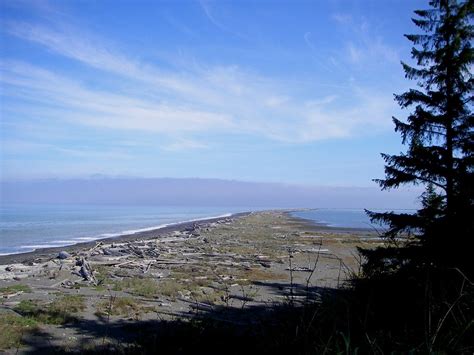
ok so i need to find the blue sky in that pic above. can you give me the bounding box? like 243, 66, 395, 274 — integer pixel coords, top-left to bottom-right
1, 0, 428, 186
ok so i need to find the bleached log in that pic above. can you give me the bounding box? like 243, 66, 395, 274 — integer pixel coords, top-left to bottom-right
143, 261, 154, 274
1, 291, 24, 299
76, 257, 97, 285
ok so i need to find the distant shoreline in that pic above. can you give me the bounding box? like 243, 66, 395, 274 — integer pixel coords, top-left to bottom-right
0, 209, 382, 352
0, 212, 235, 256
0, 212, 250, 264
0, 209, 377, 265
285, 210, 377, 234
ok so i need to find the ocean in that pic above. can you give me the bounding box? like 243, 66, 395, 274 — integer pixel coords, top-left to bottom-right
290, 208, 414, 229
0, 206, 414, 255
0, 204, 259, 255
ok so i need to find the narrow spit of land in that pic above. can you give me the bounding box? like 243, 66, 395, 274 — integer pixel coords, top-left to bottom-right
0, 210, 381, 352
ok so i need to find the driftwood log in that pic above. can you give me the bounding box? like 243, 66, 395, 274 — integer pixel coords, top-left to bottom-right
76, 257, 97, 285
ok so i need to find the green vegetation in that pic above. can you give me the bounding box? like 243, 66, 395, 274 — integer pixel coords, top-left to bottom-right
365, 0, 473, 276
0, 284, 32, 296
2, 3, 472, 352
105, 2, 470, 353
112, 277, 160, 298
14, 295, 85, 325
162, 280, 185, 299
0, 294, 84, 349
353, 0, 474, 352
95, 296, 151, 320
0, 313, 37, 350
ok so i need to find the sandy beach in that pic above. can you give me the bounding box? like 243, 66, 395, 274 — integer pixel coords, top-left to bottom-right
0, 210, 381, 353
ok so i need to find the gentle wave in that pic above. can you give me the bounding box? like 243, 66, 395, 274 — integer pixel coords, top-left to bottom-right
0, 213, 233, 255
20, 244, 70, 249
48, 240, 81, 244
99, 213, 232, 238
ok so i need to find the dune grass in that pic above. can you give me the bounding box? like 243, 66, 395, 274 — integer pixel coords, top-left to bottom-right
14, 295, 85, 325
112, 277, 160, 298
95, 296, 152, 320
0, 313, 37, 350
0, 284, 32, 296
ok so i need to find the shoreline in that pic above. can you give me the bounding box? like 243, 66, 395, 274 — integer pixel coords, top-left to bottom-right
0, 209, 377, 265
0, 210, 382, 351
0, 212, 236, 257
0, 212, 250, 265
284, 210, 377, 234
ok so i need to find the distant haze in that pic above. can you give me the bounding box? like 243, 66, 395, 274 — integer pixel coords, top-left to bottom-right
1, 178, 420, 209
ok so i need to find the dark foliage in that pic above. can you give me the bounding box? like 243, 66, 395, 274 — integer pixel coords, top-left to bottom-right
364, 0, 474, 276
355, 1, 474, 352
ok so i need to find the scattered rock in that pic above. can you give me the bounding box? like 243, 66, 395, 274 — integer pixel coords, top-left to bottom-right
58, 251, 71, 259
61, 280, 75, 289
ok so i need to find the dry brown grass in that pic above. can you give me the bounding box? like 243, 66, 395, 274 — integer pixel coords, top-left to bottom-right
156, 279, 188, 300
112, 277, 160, 298
95, 296, 152, 319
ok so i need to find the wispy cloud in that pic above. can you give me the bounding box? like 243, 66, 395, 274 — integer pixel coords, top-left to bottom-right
2, 21, 396, 148
198, 0, 248, 40
2, 139, 132, 160
332, 13, 400, 65
164, 13, 198, 38
303, 32, 334, 73
6, 21, 227, 106
1, 61, 232, 133
332, 13, 352, 25
7, 22, 137, 73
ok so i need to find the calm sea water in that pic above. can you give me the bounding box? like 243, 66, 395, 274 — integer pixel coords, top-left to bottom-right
0, 204, 261, 255
0, 206, 414, 255
290, 209, 414, 229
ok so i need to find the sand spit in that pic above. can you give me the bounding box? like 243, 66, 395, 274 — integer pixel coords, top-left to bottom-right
0, 211, 380, 352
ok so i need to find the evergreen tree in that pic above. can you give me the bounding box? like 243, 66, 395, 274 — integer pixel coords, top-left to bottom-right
364, 0, 473, 275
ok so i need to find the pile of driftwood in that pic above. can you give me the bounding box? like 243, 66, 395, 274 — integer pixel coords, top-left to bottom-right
1, 214, 339, 300
0, 219, 238, 288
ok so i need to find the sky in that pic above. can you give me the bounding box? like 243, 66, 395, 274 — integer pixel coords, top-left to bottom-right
0, 0, 428, 186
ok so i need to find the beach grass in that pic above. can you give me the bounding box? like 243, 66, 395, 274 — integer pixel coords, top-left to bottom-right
0, 313, 38, 350
14, 295, 85, 325
95, 296, 152, 319
0, 284, 32, 296
0, 211, 389, 352
155, 279, 188, 300
112, 277, 160, 298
